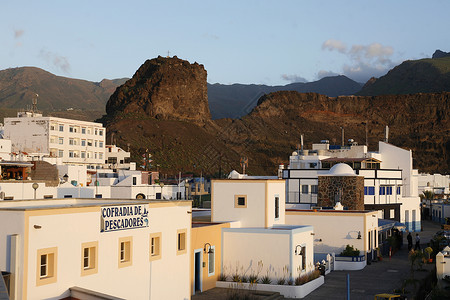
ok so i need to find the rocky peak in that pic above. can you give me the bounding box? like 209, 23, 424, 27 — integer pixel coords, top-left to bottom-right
105, 56, 210, 123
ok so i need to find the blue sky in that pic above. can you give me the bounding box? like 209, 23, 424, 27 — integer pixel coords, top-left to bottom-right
1, 0, 449, 85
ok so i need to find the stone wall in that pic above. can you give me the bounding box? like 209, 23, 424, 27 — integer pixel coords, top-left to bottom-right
317, 176, 364, 210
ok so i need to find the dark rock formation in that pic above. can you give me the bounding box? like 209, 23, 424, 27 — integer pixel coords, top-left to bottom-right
432, 50, 450, 59
105, 56, 210, 123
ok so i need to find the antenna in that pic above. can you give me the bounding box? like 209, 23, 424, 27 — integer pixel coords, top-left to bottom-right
240, 157, 248, 175
365, 120, 368, 147
32, 93, 38, 115
385, 125, 389, 143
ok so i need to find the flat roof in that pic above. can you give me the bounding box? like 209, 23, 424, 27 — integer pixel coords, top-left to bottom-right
286, 209, 373, 214
0, 198, 191, 211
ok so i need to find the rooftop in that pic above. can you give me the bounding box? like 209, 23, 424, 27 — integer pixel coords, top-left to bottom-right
0, 198, 191, 211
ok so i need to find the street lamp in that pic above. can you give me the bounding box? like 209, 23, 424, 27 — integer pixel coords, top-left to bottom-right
32, 182, 39, 199
159, 182, 164, 199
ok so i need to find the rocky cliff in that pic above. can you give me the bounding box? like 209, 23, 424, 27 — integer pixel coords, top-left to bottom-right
105, 56, 210, 123
103, 57, 449, 176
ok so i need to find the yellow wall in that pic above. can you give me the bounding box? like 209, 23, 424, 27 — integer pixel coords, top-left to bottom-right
190, 222, 230, 294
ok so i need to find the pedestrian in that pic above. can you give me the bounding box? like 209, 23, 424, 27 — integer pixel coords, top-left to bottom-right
414, 233, 421, 250
407, 232, 413, 251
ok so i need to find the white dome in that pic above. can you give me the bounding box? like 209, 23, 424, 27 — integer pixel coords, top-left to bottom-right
328, 163, 355, 176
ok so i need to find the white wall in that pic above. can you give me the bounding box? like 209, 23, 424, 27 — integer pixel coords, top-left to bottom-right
212, 181, 267, 227
285, 211, 377, 255
222, 227, 314, 282
18, 201, 191, 300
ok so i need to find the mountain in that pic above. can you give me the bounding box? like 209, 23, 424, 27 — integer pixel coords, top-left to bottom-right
105, 56, 210, 124
103, 57, 449, 176
208, 75, 363, 119
0, 67, 127, 120
358, 56, 450, 96
432, 50, 450, 59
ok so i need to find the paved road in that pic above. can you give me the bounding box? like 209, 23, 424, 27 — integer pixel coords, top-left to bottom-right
302, 220, 441, 300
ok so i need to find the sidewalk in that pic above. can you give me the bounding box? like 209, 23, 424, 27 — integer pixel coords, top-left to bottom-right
302, 220, 440, 300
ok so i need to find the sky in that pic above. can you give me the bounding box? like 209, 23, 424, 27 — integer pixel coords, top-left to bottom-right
1, 0, 450, 85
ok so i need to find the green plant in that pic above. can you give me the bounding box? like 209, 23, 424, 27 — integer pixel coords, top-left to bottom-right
261, 275, 271, 284
241, 275, 248, 283
295, 270, 320, 286
340, 244, 360, 257
218, 273, 228, 281
276, 265, 289, 285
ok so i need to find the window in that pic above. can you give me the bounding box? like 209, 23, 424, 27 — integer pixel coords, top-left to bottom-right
177, 229, 187, 255
397, 186, 401, 195
387, 186, 393, 195
81, 139, 86, 146
208, 246, 215, 276
36, 247, 57, 286
301, 185, 309, 194
69, 151, 74, 158
69, 126, 74, 133
58, 137, 64, 145
95, 140, 98, 147
50, 124, 57, 131
82, 127, 86, 134
69, 138, 75, 145
150, 232, 162, 261
234, 195, 247, 208
132, 177, 137, 185
95, 129, 98, 135
99, 153, 103, 160
301, 246, 306, 271
390, 209, 395, 219
94, 152, 97, 159
50, 136, 57, 144
118, 237, 132, 268
311, 185, 318, 194
380, 186, 386, 195
364, 186, 375, 195
81, 241, 98, 276
81, 152, 86, 158
87, 140, 93, 146
99, 129, 103, 136
58, 150, 64, 158
99, 141, 104, 148
275, 196, 279, 219
59, 124, 64, 132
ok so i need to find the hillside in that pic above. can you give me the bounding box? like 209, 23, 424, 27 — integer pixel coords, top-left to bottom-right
358, 57, 450, 96
0, 67, 127, 120
208, 75, 363, 119
103, 57, 449, 176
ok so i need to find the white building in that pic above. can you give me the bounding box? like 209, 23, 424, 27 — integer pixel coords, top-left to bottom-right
283, 141, 421, 232
105, 145, 134, 170
0, 198, 191, 300
211, 178, 318, 286
4, 112, 106, 168
418, 173, 450, 196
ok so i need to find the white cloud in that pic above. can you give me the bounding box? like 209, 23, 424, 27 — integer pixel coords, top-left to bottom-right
321, 39, 396, 82
281, 74, 308, 83
317, 70, 339, 79
322, 39, 347, 53
39, 49, 71, 73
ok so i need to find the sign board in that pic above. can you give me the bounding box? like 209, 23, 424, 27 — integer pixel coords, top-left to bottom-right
101, 204, 149, 232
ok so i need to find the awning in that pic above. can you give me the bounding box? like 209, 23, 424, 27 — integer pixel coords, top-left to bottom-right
378, 219, 395, 233
393, 222, 406, 230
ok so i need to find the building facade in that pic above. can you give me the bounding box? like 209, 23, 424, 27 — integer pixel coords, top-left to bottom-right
4, 113, 106, 168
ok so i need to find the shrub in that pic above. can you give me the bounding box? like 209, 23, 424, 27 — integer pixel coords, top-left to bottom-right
340, 244, 360, 257
260, 275, 271, 284
295, 270, 320, 286
248, 274, 258, 284
218, 273, 228, 281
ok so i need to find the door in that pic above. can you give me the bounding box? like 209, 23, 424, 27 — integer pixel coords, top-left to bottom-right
194, 251, 202, 293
